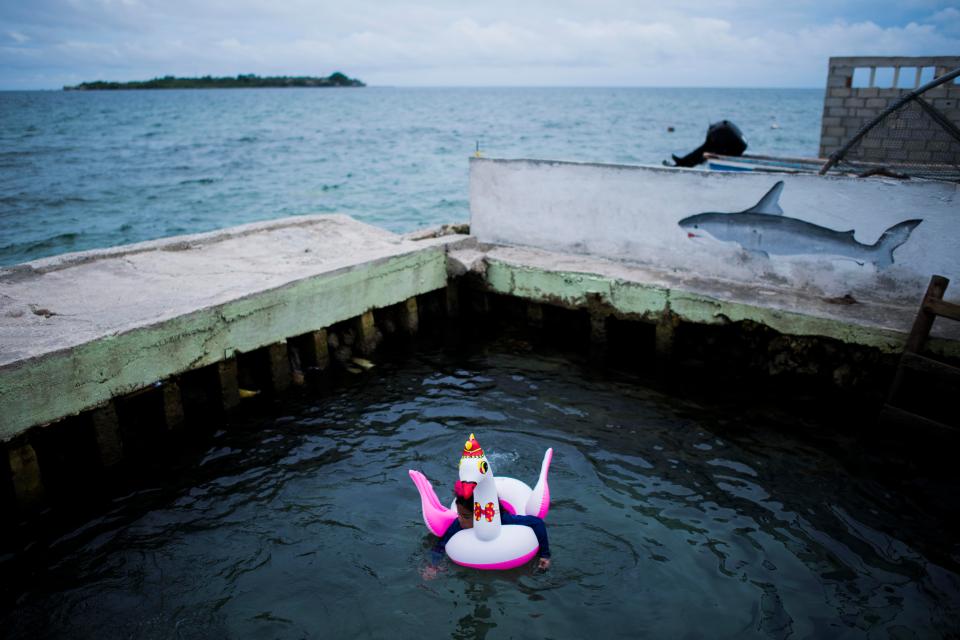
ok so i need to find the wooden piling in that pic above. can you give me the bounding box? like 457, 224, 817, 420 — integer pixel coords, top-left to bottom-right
267, 342, 292, 392
311, 329, 331, 370
8, 438, 44, 507
590, 312, 608, 344
355, 311, 379, 355
162, 382, 185, 430
527, 302, 544, 329
217, 358, 241, 410
398, 297, 420, 335
91, 402, 123, 468
446, 281, 460, 318
655, 313, 677, 360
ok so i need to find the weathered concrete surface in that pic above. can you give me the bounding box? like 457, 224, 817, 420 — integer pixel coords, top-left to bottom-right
470, 157, 960, 305
466, 245, 960, 357
0, 215, 467, 442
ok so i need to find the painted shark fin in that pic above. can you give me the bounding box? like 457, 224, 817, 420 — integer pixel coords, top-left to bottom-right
744, 181, 785, 216
872, 219, 922, 269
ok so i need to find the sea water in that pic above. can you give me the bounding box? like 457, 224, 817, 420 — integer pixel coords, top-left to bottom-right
0, 87, 821, 266
2, 341, 958, 638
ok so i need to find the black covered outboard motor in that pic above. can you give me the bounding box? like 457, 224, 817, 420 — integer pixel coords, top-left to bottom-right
670, 120, 747, 167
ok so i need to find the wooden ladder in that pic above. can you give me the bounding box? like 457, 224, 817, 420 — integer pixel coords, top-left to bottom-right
881, 275, 960, 432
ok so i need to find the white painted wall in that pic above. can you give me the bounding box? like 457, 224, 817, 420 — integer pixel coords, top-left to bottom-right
470, 158, 959, 302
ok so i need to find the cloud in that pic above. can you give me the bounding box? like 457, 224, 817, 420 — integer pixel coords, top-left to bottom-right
927, 7, 960, 35
0, 1, 958, 88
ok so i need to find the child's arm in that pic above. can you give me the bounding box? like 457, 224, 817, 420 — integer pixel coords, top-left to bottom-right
430, 519, 462, 564
501, 513, 550, 558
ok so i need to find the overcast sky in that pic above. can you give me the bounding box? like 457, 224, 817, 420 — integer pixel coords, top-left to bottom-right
2, 0, 958, 89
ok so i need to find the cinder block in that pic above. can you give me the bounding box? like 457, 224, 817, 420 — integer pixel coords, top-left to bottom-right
828, 107, 848, 117
822, 116, 841, 127
824, 97, 844, 108
91, 402, 122, 467
843, 118, 865, 132
820, 136, 840, 147
844, 98, 865, 108
8, 439, 44, 507
859, 88, 880, 98
829, 88, 852, 98
826, 126, 847, 137
908, 150, 932, 161
865, 98, 889, 108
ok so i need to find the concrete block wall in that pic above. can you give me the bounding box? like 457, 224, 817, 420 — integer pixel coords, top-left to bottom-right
819, 56, 960, 163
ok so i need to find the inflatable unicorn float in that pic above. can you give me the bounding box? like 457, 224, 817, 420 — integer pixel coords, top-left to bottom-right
409, 433, 553, 569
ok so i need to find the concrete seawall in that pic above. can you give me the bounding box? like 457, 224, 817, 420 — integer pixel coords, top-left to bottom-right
2, 210, 958, 514
0, 215, 469, 508
1, 215, 465, 441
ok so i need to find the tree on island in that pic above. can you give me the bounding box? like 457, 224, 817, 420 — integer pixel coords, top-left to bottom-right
64, 72, 365, 90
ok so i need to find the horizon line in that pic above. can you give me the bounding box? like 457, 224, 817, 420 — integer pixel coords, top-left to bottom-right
0, 84, 825, 92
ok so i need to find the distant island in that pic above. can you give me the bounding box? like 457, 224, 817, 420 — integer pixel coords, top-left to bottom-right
63, 72, 365, 91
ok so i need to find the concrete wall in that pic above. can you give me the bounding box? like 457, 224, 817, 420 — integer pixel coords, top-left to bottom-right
0, 215, 460, 443
819, 56, 960, 163
470, 158, 959, 304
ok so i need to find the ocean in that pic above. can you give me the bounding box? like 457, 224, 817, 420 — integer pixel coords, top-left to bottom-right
0, 87, 822, 267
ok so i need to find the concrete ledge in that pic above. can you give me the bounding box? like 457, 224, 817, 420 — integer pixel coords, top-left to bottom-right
478, 245, 960, 357
0, 215, 467, 442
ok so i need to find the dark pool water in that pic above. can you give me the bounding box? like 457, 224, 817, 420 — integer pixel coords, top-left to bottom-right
3, 342, 959, 639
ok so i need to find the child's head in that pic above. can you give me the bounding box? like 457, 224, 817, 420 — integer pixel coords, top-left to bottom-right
454, 481, 476, 528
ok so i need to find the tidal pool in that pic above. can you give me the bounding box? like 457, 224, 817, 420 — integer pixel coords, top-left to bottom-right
3, 341, 958, 638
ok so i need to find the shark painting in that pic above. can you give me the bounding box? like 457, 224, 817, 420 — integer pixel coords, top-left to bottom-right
677, 181, 922, 269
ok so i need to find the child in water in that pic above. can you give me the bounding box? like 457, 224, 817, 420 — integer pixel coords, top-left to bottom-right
432, 480, 551, 570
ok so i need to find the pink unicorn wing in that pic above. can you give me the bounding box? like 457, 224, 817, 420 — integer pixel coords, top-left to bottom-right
409, 470, 457, 536
525, 448, 553, 519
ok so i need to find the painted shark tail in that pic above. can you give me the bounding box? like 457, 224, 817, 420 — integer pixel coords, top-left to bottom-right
872, 219, 922, 268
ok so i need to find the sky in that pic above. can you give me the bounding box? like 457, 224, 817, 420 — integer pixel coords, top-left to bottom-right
1, 0, 959, 89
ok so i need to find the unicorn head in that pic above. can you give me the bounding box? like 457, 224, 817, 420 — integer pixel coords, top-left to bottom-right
457, 433, 501, 540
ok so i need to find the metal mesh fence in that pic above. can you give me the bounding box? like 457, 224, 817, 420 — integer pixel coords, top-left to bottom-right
821, 66, 960, 182
832, 98, 960, 181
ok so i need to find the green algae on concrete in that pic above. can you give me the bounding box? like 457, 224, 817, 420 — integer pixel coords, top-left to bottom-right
0, 216, 459, 442
481, 251, 959, 358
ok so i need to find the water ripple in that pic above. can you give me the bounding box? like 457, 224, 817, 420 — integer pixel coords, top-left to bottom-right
3, 344, 959, 637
